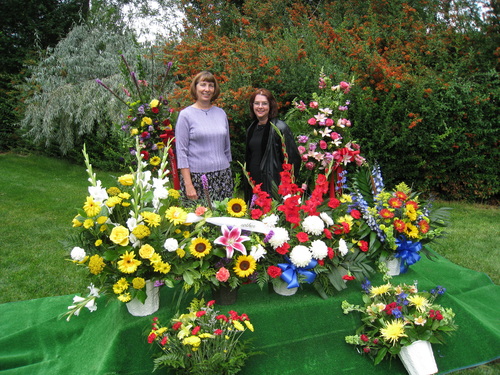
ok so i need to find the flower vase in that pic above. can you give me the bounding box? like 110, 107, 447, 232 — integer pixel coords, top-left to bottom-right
126, 280, 160, 316
212, 285, 239, 305
385, 257, 401, 276
273, 280, 298, 296
398, 340, 438, 375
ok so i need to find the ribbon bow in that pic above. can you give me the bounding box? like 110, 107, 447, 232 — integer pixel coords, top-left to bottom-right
395, 236, 422, 273
277, 257, 317, 289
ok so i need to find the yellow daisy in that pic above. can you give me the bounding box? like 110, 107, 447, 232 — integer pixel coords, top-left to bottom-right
118, 293, 132, 302
154, 262, 172, 274
407, 295, 430, 313
113, 278, 129, 294
189, 237, 212, 258
141, 211, 162, 227
165, 206, 188, 225
233, 255, 256, 278
227, 198, 247, 217
117, 251, 142, 273
83, 196, 101, 217
370, 283, 392, 297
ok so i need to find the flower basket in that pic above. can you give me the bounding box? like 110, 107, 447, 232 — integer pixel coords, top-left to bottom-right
273, 279, 298, 296
212, 285, 239, 305
385, 257, 401, 276
126, 280, 160, 316
398, 340, 438, 375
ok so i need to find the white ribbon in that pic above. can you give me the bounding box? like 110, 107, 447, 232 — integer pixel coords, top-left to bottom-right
185, 213, 270, 234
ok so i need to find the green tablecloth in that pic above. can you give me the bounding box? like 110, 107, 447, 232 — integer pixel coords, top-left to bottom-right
1, 254, 499, 374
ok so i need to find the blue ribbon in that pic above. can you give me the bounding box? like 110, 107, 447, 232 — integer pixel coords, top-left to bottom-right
395, 236, 422, 273
277, 256, 317, 288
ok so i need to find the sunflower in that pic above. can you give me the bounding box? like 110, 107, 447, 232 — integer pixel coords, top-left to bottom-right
227, 198, 247, 217
233, 255, 257, 278
189, 237, 212, 258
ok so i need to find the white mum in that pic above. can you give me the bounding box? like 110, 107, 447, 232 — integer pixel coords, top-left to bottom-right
163, 238, 179, 252
262, 214, 279, 227
320, 212, 334, 226
338, 238, 349, 256
310, 240, 328, 260
302, 215, 325, 236
250, 244, 267, 261
268, 227, 289, 249
70, 246, 86, 262
290, 245, 312, 267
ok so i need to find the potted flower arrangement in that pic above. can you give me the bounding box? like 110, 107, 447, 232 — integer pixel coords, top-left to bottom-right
342, 281, 457, 374
350, 164, 450, 275
285, 69, 366, 196
147, 298, 257, 374
63, 141, 194, 320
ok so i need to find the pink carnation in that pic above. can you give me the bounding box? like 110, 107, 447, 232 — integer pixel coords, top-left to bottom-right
216, 267, 230, 282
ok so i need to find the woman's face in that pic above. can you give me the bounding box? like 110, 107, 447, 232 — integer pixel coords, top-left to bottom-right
253, 94, 270, 123
196, 80, 215, 102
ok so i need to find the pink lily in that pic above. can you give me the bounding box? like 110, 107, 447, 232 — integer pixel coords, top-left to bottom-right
214, 225, 250, 258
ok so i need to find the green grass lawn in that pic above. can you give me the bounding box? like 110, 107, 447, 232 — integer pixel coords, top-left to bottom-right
0, 152, 498, 374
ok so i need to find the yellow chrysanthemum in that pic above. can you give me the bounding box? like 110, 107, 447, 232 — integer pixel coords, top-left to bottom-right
132, 277, 146, 289
83, 219, 94, 229
168, 189, 181, 199
407, 295, 430, 313
139, 244, 155, 259
83, 196, 101, 217
117, 251, 142, 273
118, 293, 131, 302
141, 211, 162, 227
150, 99, 160, 108
130, 128, 138, 136
119, 192, 131, 200
113, 278, 129, 294
106, 186, 121, 196
96, 216, 108, 225
233, 255, 257, 278
150, 253, 162, 264
380, 320, 407, 345
106, 196, 122, 207
95, 239, 102, 246
118, 174, 134, 186
227, 198, 247, 217
165, 206, 188, 225
370, 283, 392, 297
154, 262, 171, 274
176, 248, 186, 258
110, 226, 130, 246
132, 224, 151, 240
182, 336, 201, 347
149, 156, 161, 166
88, 254, 105, 275
189, 237, 212, 258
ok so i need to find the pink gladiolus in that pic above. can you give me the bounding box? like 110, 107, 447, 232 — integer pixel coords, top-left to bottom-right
214, 225, 250, 258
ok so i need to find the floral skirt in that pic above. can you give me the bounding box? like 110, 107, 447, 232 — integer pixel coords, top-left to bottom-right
181, 168, 233, 205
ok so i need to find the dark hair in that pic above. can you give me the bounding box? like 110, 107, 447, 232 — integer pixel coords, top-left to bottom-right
249, 88, 278, 120
189, 71, 220, 102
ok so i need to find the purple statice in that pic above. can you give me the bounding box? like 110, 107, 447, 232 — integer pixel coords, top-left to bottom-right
309, 142, 317, 151
263, 230, 274, 244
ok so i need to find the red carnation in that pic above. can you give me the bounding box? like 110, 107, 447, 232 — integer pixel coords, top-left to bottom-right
172, 321, 182, 330
267, 265, 282, 278
342, 274, 355, 281
359, 240, 369, 252
360, 334, 370, 342
276, 242, 290, 255
191, 326, 201, 335
196, 311, 206, 317
350, 209, 361, 219
296, 232, 309, 243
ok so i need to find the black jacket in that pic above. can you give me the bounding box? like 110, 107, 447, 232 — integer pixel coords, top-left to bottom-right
245, 118, 301, 202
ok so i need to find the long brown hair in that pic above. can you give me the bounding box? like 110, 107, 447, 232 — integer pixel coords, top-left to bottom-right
248, 88, 278, 120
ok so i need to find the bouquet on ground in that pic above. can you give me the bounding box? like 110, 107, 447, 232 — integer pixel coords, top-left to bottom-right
342, 281, 457, 365
148, 298, 258, 374
63, 141, 192, 320
350, 164, 449, 273
285, 69, 365, 193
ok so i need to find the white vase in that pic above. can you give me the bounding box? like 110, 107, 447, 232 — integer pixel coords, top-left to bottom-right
398, 340, 438, 375
273, 280, 298, 296
385, 257, 401, 276
126, 280, 160, 316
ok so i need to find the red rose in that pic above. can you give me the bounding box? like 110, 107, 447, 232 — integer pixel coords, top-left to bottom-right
342, 274, 355, 281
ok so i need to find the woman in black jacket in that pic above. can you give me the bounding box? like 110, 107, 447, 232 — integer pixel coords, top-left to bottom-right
245, 88, 301, 203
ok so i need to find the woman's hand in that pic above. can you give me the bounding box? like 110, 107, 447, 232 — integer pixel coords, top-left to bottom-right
185, 185, 198, 200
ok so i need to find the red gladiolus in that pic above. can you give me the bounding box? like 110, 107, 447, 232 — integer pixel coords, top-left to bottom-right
160, 336, 167, 346
327, 247, 335, 259
207, 300, 216, 307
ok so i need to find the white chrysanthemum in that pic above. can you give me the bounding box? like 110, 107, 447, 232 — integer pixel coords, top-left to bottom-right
338, 238, 349, 256
320, 212, 334, 226
262, 214, 279, 227
290, 245, 312, 267
164, 238, 179, 252
268, 227, 290, 249
302, 215, 325, 236
310, 240, 328, 260
70, 246, 86, 262
250, 244, 267, 261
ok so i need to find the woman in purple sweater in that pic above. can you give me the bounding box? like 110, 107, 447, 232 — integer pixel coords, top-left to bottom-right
175, 71, 233, 203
